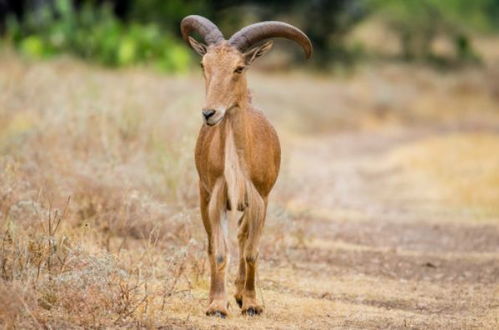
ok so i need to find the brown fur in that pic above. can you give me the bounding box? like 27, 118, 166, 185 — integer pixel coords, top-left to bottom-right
194, 42, 280, 316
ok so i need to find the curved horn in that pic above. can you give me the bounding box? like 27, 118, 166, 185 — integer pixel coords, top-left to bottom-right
229, 21, 312, 59
180, 15, 224, 45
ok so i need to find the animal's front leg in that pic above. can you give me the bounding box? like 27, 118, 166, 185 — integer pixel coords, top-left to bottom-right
206, 246, 229, 318
205, 179, 229, 318
241, 193, 266, 316
206, 217, 229, 318
234, 213, 247, 308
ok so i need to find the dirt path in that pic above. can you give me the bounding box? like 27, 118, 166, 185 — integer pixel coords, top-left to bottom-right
280, 131, 498, 327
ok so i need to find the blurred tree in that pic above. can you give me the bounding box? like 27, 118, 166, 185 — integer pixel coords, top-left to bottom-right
128, 0, 210, 33
366, 0, 499, 64
1, 0, 192, 71
294, 0, 366, 65
0, 1, 27, 33
188, 0, 367, 66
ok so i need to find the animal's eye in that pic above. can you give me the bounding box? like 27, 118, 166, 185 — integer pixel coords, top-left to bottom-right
234, 66, 245, 74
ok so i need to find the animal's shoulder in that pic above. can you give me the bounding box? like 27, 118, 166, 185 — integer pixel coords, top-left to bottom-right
248, 106, 278, 137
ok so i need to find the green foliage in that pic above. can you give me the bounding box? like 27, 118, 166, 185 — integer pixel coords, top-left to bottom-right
19, 35, 50, 58
2, 0, 498, 70
3, 0, 192, 72
429, 0, 499, 33
129, 0, 209, 32
369, 0, 499, 33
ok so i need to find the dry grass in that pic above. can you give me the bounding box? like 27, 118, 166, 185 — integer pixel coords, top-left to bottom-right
1, 51, 498, 328
390, 133, 499, 217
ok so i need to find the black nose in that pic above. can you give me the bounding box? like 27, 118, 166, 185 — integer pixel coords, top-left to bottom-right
202, 109, 216, 120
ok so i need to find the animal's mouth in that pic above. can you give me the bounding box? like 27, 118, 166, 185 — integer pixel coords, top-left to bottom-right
205, 115, 223, 126
204, 104, 237, 127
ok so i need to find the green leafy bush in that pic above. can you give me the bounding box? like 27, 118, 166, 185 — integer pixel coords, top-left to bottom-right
3, 0, 192, 73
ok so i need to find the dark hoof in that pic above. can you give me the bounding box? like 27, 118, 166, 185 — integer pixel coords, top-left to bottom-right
235, 297, 243, 308
243, 306, 263, 316
215, 311, 226, 319
206, 310, 226, 319
242, 304, 263, 316
246, 307, 257, 316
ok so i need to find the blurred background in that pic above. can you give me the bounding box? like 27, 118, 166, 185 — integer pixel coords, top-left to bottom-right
0, 0, 498, 328
1, 0, 499, 70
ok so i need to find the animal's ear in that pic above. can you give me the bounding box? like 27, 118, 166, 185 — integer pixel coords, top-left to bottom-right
243, 41, 273, 65
188, 36, 208, 56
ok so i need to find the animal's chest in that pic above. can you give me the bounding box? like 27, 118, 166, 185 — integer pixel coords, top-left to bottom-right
195, 127, 226, 187
195, 125, 247, 197
206, 143, 225, 177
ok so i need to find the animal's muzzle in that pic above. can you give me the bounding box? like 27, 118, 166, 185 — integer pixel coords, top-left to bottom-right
202, 109, 216, 121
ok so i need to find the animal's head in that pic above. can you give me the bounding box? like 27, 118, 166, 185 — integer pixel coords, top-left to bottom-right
181, 15, 312, 126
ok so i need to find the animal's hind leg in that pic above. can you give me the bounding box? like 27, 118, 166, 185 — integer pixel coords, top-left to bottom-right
204, 179, 230, 318
234, 212, 247, 308
241, 192, 267, 316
